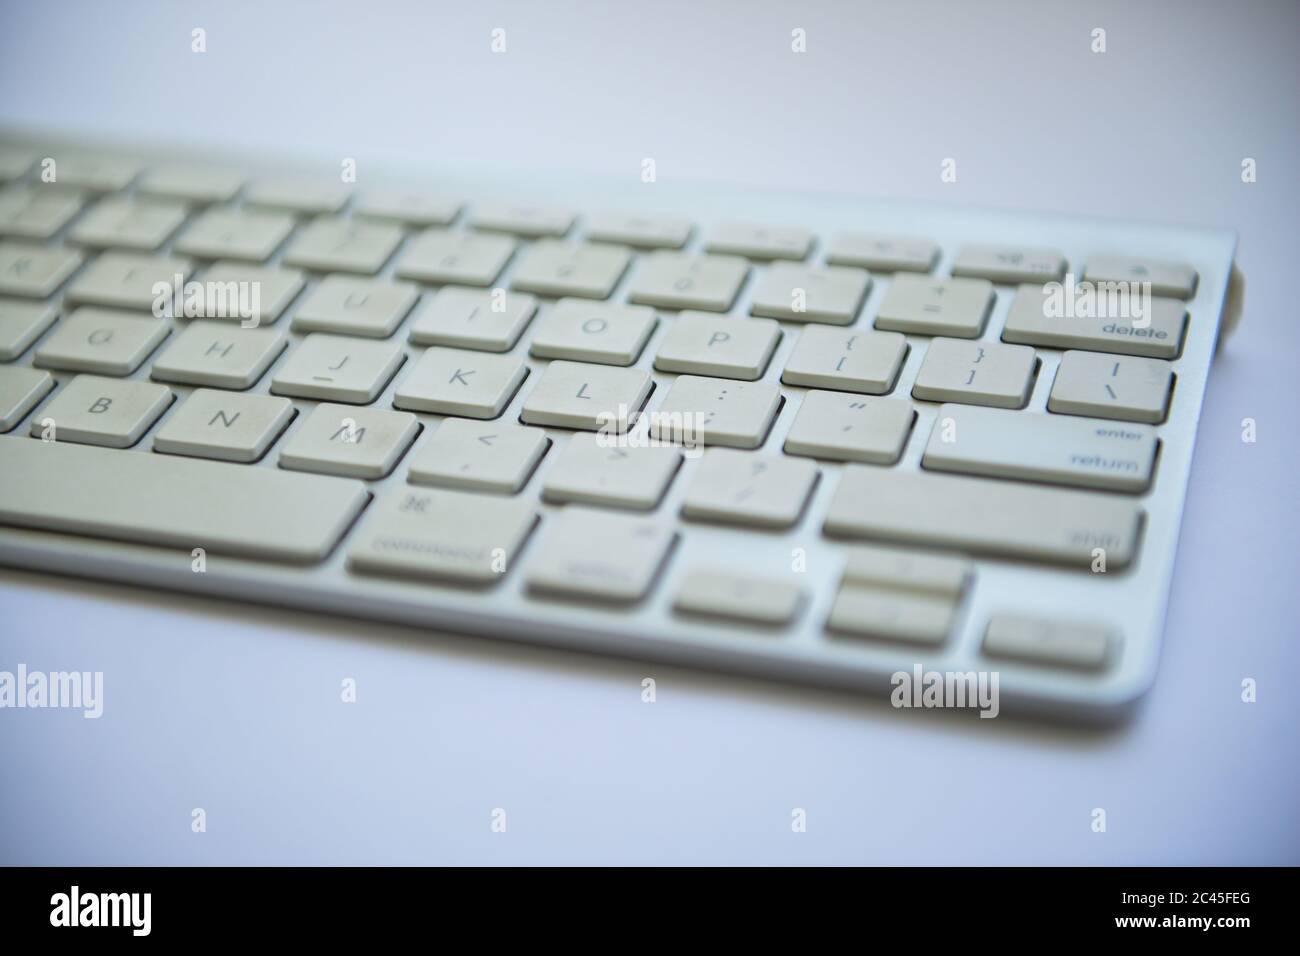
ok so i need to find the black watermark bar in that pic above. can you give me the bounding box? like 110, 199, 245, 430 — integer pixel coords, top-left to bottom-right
0, 866, 1287, 940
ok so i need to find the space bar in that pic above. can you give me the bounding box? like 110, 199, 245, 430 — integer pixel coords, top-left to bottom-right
0, 438, 370, 563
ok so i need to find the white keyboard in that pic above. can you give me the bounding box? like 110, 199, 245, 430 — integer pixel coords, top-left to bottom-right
0, 134, 1242, 722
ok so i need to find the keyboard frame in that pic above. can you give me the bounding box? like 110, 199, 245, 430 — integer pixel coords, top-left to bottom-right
0, 130, 1239, 723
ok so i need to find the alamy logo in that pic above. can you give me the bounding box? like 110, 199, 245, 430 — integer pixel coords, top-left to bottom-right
152, 273, 263, 327
1041, 274, 1152, 328
891, 665, 1000, 718
50, 886, 151, 936
0, 664, 102, 718
595, 404, 706, 458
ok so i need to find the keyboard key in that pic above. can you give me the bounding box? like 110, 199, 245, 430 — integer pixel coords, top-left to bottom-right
407, 286, 536, 352
525, 506, 676, 603
152, 390, 295, 463
922, 403, 1158, 493
780, 326, 907, 395
270, 334, 405, 403
874, 275, 994, 338
393, 347, 527, 418
279, 403, 419, 479
783, 390, 915, 464
1048, 350, 1173, 424
0, 299, 57, 359
983, 614, 1115, 670
292, 276, 419, 338
627, 252, 748, 312
42, 152, 139, 192
0, 366, 54, 431
681, 448, 818, 529
353, 190, 460, 228
348, 487, 538, 583
826, 232, 938, 273
653, 312, 781, 380
137, 164, 244, 204
824, 467, 1143, 568
911, 338, 1036, 409
149, 320, 287, 389
1084, 255, 1197, 299
528, 299, 657, 366
31, 374, 172, 447
952, 244, 1066, 284
705, 221, 813, 260
0, 242, 83, 298
749, 263, 870, 324
840, 544, 972, 599
509, 240, 631, 299
407, 418, 549, 494
396, 229, 516, 286
0, 185, 86, 239
674, 570, 803, 625
1001, 283, 1188, 359
542, 432, 681, 510
0, 148, 36, 182
519, 360, 652, 431
470, 201, 573, 237
244, 178, 350, 215
68, 197, 189, 251
283, 218, 403, 275
65, 251, 191, 312
33, 308, 169, 375
585, 211, 692, 249
0, 437, 369, 562
827, 586, 954, 645
649, 376, 781, 450
175, 207, 295, 262
187, 261, 304, 326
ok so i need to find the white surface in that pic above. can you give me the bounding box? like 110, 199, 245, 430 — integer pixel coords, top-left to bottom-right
1, 0, 1297, 864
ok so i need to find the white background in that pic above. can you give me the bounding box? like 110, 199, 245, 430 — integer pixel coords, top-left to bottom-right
1, 0, 1296, 863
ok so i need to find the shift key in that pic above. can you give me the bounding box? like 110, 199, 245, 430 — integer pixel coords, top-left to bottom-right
824, 467, 1143, 569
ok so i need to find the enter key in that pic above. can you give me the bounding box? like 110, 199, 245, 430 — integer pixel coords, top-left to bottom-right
922, 403, 1158, 493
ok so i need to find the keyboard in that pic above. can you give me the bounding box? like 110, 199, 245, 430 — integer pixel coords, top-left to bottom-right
0, 133, 1243, 722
